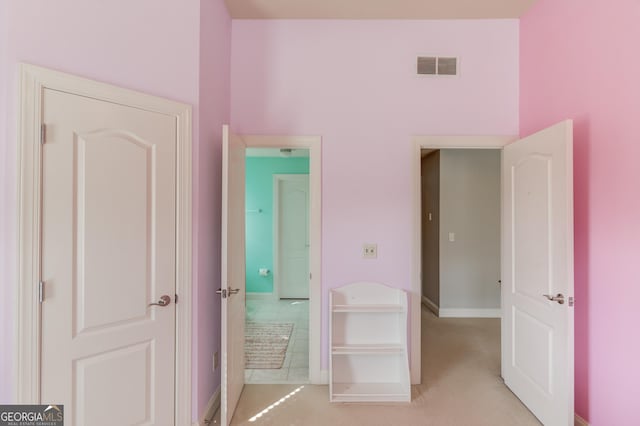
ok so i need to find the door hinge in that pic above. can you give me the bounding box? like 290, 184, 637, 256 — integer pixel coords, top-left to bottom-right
175, 294, 178, 304
310, 273, 312, 280
216, 288, 227, 299
38, 281, 44, 303
40, 124, 46, 145
568, 296, 574, 307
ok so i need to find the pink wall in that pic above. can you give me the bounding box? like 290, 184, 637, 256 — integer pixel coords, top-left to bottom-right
231, 19, 519, 367
0, 1, 231, 421
521, 1, 640, 424
195, 0, 231, 418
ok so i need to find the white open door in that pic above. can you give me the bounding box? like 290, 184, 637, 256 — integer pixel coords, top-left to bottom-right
220, 125, 246, 425
502, 120, 574, 425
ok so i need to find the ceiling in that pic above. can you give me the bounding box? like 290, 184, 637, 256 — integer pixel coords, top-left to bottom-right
225, 0, 537, 20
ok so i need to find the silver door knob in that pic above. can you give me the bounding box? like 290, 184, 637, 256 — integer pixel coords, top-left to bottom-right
148, 295, 171, 307
216, 288, 239, 299
543, 293, 565, 304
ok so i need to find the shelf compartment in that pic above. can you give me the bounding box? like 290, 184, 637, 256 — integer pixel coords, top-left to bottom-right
331, 352, 406, 385
331, 304, 404, 313
332, 312, 403, 346
331, 383, 410, 402
331, 344, 404, 355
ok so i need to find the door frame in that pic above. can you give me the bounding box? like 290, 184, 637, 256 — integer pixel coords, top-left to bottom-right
16, 64, 193, 425
241, 135, 323, 384
273, 173, 310, 300
411, 135, 515, 384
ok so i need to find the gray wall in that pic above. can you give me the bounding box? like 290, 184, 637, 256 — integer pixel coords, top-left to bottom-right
421, 151, 440, 307
439, 150, 501, 309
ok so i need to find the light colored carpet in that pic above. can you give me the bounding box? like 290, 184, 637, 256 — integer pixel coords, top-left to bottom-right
245, 322, 294, 369
219, 307, 542, 425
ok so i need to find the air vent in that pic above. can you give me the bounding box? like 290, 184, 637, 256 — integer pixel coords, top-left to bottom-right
417, 57, 437, 75
417, 56, 458, 76
437, 57, 457, 75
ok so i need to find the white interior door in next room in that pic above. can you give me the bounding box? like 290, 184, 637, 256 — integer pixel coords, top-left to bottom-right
275, 174, 310, 299
40, 89, 177, 425
502, 120, 574, 426
220, 125, 247, 426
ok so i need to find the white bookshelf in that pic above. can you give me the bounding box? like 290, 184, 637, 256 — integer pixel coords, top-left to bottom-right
329, 282, 410, 402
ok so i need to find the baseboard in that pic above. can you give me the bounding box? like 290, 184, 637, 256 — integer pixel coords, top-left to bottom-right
421, 296, 439, 316
438, 308, 501, 318
246, 292, 275, 300
575, 414, 589, 426
319, 369, 329, 384
193, 387, 220, 426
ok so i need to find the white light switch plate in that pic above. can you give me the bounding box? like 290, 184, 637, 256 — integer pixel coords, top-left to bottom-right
449, 232, 455, 242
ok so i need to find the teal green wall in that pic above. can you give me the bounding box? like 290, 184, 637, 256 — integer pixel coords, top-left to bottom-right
245, 157, 310, 293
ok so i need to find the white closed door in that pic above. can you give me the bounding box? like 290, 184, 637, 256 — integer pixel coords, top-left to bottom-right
502, 120, 574, 425
220, 125, 246, 426
276, 175, 310, 299
40, 89, 177, 425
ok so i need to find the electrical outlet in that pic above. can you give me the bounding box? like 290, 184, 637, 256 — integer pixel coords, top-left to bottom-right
363, 243, 377, 259
213, 351, 219, 372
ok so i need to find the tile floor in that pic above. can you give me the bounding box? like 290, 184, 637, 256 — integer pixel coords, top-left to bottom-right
245, 297, 309, 384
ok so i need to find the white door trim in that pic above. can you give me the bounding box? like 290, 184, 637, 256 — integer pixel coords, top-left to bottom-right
411, 135, 516, 384
16, 64, 193, 425
273, 173, 310, 300
240, 135, 322, 384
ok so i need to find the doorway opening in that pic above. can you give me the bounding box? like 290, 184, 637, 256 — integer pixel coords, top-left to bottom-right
410, 136, 514, 386
244, 148, 310, 384
420, 148, 501, 318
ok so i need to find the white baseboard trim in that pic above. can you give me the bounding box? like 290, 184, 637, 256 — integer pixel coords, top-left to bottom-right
193, 387, 220, 426
319, 369, 329, 384
246, 292, 275, 300
575, 414, 589, 426
421, 296, 439, 316
438, 308, 501, 318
